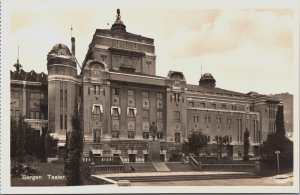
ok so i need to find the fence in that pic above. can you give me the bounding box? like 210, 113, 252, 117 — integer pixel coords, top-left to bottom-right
189, 155, 260, 173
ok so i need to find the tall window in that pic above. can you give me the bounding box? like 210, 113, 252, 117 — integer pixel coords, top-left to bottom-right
157, 111, 163, 120
189, 102, 195, 107
211, 103, 216, 109
200, 103, 205, 108
112, 88, 120, 95
237, 119, 242, 142
222, 104, 226, 109
205, 116, 211, 123
174, 111, 180, 121
232, 105, 236, 110
193, 115, 199, 123
175, 133, 181, 143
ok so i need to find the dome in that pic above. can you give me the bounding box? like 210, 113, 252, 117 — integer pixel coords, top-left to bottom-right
48, 43, 72, 57
199, 73, 216, 88
111, 9, 126, 33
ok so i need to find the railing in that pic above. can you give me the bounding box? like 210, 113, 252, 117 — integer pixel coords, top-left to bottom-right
90, 156, 125, 174
200, 163, 255, 172
94, 156, 123, 165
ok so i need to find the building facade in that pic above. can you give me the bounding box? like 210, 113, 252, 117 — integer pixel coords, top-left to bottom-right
10, 10, 282, 162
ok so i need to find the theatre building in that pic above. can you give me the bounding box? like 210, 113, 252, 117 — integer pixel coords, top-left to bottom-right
10, 10, 281, 162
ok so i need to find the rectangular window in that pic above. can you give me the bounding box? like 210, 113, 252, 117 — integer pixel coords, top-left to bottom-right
157, 92, 163, 99
15, 110, 19, 117
157, 132, 163, 139
142, 110, 149, 119
30, 111, 35, 119
188, 102, 194, 107
94, 105, 101, 115
205, 116, 211, 123
35, 93, 40, 100
64, 90, 67, 108
64, 115, 67, 129
128, 108, 135, 118
200, 103, 205, 108
112, 131, 119, 138
41, 112, 45, 119
112, 88, 120, 95
14, 91, 20, 98
60, 89, 63, 107
143, 132, 149, 139
30, 92, 35, 99
60, 82, 63, 89
174, 93, 180, 102
232, 105, 236, 110
128, 131, 135, 139
112, 108, 120, 116
88, 87, 90, 95
212, 103, 216, 109
157, 111, 163, 120
134, 43, 137, 50
36, 111, 40, 119
94, 85, 96, 94
227, 118, 232, 124
60, 115, 63, 129
175, 133, 181, 143
40, 93, 44, 100
128, 89, 134, 96
222, 104, 226, 109
174, 111, 180, 121
216, 117, 222, 123
142, 91, 149, 98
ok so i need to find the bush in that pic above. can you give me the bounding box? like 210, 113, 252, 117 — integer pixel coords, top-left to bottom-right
11, 163, 39, 178
81, 162, 91, 179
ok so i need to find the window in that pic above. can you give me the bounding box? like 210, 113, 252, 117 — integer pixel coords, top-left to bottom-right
188, 102, 194, 107
269, 105, 276, 118
128, 121, 135, 131
60, 89, 63, 107
128, 131, 135, 139
14, 91, 20, 98
35, 93, 40, 100
112, 107, 120, 116
30, 92, 35, 99
222, 104, 226, 109
60, 115, 63, 129
205, 116, 211, 123
157, 132, 163, 139
157, 111, 163, 120
11, 109, 13, 116
128, 89, 134, 96
112, 88, 120, 95
232, 105, 236, 110
88, 87, 90, 95
15, 110, 19, 117
143, 132, 149, 139
93, 128, 101, 143
142, 91, 149, 98
212, 103, 216, 109
64, 114, 67, 129
36, 112, 40, 119
142, 110, 149, 119
174, 93, 180, 102
174, 111, 180, 121
157, 92, 162, 99
134, 43, 137, 50
30, 111, 35, 119
125, 42, 128, 49
157, 100, 163, 108
128, 108, 136, 118
175, 133, 181, 143
40, 93, 44, 100
94, 85, 97, 94
93, 105, 102, 115
193, 115, 199, 123
41, 112, 45, 119
64, 90, 67, 108
227, 118, 232, 124
216, 116, 222, 123
143, 98, 149, 108
200, 103, 205, 108
112, 131, 119, 138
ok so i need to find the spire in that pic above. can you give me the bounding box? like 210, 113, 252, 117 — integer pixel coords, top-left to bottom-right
14, 46, 22, 72
111, 8, 126, 33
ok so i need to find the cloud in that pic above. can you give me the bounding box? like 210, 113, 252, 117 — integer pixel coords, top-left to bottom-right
165, 10, 293, 58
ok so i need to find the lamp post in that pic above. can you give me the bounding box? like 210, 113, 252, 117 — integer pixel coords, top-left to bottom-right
275, 150, 280, 174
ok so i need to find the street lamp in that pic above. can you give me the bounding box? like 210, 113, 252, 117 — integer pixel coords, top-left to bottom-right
275, 150, 280, 174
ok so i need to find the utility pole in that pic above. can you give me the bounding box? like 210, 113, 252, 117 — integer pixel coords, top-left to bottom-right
275, 150, 280, 174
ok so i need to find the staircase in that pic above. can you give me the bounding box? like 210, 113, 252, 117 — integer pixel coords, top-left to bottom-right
165, 162, 195, 172
152, 162, 170, 172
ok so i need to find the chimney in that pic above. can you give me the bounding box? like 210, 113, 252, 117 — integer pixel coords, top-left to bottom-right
71, 37, 75, 56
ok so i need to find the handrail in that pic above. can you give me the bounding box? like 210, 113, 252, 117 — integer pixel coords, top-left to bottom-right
189, 155, 199, 169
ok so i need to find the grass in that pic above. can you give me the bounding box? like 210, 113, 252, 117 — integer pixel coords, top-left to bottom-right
11, 162, 98, 186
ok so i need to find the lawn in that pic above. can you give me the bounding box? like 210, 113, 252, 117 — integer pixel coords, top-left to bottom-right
11, 162, 98, 186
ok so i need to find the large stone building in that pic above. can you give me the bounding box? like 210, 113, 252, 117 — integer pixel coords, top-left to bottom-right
11, 10, 283, 162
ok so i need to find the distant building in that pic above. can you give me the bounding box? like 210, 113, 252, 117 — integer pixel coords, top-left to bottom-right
10, 9, 282, 162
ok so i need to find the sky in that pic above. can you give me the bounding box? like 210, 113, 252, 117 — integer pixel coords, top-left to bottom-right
5, 0, 299, 95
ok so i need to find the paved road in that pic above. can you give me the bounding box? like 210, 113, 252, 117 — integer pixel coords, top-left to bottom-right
131, 173, 293, 186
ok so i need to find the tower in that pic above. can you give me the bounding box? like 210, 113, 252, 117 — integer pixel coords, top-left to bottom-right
47, 42, 78, 145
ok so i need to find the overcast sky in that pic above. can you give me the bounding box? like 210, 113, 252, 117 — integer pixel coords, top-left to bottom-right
6, 0, 298, 95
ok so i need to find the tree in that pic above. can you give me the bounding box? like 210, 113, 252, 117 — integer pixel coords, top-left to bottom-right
183, 131, 208, 155
275, 105, 285, 138
64, 105, 84, 186
214, 135, 229, 158
11, 118, 18, 159
243, 129, 250, 161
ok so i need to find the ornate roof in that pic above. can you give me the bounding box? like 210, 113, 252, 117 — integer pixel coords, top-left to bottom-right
199, 73, 216, 82
48, 43, 72, 57
111, 9, 126, 33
